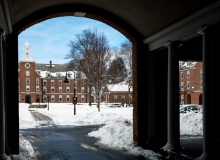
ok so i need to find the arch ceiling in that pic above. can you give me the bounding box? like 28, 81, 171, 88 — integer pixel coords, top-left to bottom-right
5, 0, 219, 39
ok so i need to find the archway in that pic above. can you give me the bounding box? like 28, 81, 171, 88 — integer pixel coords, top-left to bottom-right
25, 95, 31, 104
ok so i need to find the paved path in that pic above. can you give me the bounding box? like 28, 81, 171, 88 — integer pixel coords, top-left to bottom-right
20, 125, 148, 160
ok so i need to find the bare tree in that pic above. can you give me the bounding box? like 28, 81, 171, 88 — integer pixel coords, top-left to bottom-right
65, 29, 112, 111
115, 40, 132, 106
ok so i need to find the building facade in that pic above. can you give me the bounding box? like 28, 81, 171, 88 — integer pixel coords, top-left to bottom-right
18, 41, 88, 104
179, 61, 202, 105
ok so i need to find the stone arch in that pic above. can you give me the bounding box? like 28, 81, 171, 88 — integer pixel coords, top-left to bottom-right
13, 4, 145, 147
25, 95, 31, 104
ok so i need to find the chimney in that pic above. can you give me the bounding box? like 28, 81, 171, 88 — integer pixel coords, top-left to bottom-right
50, 60, 52, 68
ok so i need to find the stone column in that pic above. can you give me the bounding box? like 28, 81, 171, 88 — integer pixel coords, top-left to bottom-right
162, 41, 181, 151
0, 28, 8, 160
197, 24, 220, 160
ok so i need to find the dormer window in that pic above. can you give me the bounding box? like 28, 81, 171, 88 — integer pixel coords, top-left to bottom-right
67, 73, 71, 78
47, 72, 51, 77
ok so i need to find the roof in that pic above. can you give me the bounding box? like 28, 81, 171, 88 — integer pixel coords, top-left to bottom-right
107, 82, 132, 92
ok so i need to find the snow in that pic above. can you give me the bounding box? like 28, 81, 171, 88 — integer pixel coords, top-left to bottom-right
9, 103, 203, 160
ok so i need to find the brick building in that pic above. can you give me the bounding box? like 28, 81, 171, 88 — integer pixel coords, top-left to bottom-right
18, 41, 133, 104
18, 41, 88, 104
179, 61, 202, 105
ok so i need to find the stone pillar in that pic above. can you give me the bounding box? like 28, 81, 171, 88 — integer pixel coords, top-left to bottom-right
0, 28, 8, 160
197, 24, 220, 160
162, 41, 181, 151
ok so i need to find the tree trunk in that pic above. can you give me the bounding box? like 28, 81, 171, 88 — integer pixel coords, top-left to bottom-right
88, 85, 92, 106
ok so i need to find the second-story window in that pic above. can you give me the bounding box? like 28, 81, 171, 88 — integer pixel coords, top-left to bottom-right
43, 80, 47, 84
26, 78, 30, 84
59, 80, 62, 85
51, 87, 55, 92
59, 87, 62, 92
66, 87, 70, 92
181, 82, 184, 90
51, 80, 54, 85
187, 70, 190, 78
81, 87, 84, 92
26, 85, 30, 91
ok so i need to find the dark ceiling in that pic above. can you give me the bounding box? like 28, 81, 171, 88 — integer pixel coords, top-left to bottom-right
7, 0, 219, 39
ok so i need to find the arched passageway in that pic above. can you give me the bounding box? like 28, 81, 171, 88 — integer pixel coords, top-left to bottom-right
1, 1, 220, 159
25, 95, 31, 104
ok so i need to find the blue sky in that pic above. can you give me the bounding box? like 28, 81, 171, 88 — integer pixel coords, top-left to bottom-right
18, 16, 127, 64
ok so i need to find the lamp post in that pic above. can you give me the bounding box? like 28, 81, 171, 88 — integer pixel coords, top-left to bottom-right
64, 70, 77, 115
43, 87, 49, 110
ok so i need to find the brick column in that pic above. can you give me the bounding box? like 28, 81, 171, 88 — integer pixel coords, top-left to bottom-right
162, 41, 181, 151
0, 28, 8, 160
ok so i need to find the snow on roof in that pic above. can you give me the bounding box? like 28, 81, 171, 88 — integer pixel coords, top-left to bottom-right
107, 82, 132, 92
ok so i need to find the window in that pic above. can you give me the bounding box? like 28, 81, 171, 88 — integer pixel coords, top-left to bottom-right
26, 85, 30, 91
26, 78, 30, 84
187, 81, 190, 89
51, 87, 55, 92
200, 70, 202, 77
114, 95, 118, 102
81, 95, 84, 102
51, 95, 55, 102
81, 87, 84, 92
43, 95, 47, 102
36, 86, 39, 91
43, 87, 47, 92
59, 86, 62, 92
181, 95, 184, 104
181, 82, 184, 90
59, 95, 62, 102
59, 80, 62, 85
26, 71, 30, 76
43, 80, 47, 84
51, 80, 54, 85
130, 95, 132, 102
18, 86, 20, 91
66, 95, 70, 102
67, 73, 71, 78
181, 72, 183, 79
187, 70, 190, 78
36, 78, 39, 84
66, 87, 70, 92
81, 80, 84, 85
18, 78, 20, 84
121, 95, 125, 102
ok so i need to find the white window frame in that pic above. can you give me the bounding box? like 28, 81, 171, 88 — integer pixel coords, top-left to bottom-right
26, 78, 30, 84
26, 71, 30, 76
59, 86, 62, 92
181, 72, 183, 79
26, 85, 30, 91
51, 80, 55, 85
59, 95, 62, 102
66, 95, 70, 102
18, 78, 20, 84
81, 87, 84, 92
181, 82, 184, 91
43, 95, 47, 102
187, 81, 190, 89
36, 78, 39, 84
187, 70, 190, 78
51, 86, 55, 92
66, 87, 70, 92
51, 95, 55, 102
43, 80, 47, 84
59, 80, 62, 85
36, 85, 39, 91
81, 95, 84, 102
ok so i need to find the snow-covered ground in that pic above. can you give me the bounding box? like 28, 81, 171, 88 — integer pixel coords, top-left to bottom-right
9, 103, 203, 160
